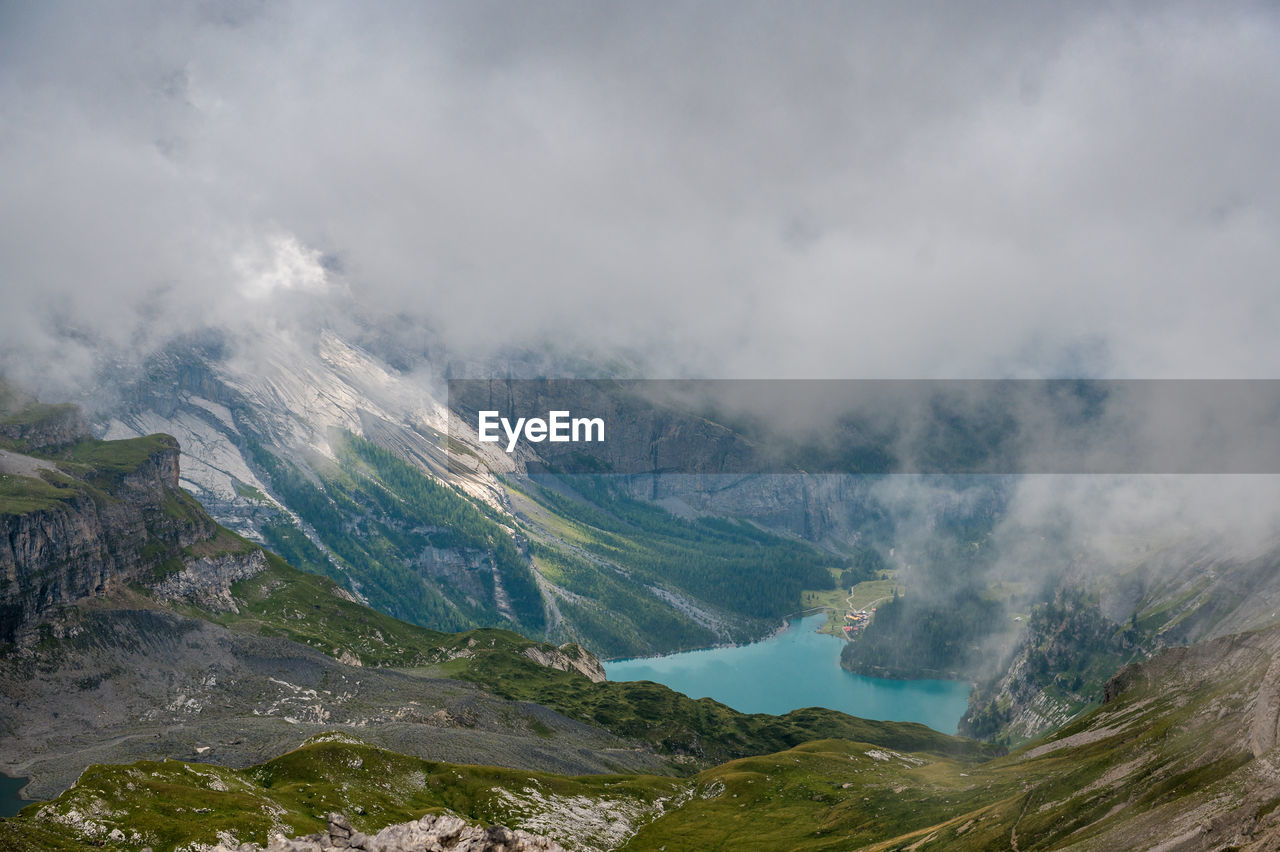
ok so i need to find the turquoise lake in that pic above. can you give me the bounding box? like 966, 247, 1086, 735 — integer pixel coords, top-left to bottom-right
0, 773, 30, 818
604, 613, 972, 734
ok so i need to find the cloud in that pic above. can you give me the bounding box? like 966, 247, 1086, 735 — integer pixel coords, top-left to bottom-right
1, 0, 1278, 395
234, 232, 333, 300
4, 2, 1278, 650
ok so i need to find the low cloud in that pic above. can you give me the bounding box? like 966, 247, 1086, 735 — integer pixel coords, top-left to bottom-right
1, 1, 1277, 395
4, 1, 1280, 607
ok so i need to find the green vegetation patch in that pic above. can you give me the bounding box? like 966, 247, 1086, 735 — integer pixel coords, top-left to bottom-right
63, 434, 178, 476
518, 476, 840, 622
246, 433, 544, 635
628, 739, 1014, 851
0, 471, 83, 516
184, 525, 258, 560
233, 480, 270, 503
6, 735, 684, 852
0, 402, 77, 429
207, 554, 451, 668
450, 636, 996, 768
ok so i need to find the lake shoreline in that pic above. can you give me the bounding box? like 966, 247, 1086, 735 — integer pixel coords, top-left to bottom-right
0, 772, 34, 818
605, 613, 973, 734
601, 612, 803, 665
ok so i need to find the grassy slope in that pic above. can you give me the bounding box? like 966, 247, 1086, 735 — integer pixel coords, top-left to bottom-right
202, 555, 992, 769
627, 739, 1019, 851
62, 434, 178, 475
0, 734, 685, 852
0, 402, 77, 431
195, 552, 453, 668
0, 734, 1001, 852
0, 434, 183, 517
0, 471, 83, 515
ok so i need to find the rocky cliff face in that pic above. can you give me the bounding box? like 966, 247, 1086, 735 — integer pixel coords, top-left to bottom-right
0, 434, 215, 643
959, 588, 1147, 745
152, 548, 269, 612
522, 642, 606, 683
961, 541, 1280, 746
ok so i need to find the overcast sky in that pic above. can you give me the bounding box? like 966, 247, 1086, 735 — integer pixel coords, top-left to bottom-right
1, 0, 1278, 388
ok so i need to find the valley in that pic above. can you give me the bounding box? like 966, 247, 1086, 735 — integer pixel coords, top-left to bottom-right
2, 4, 1275, 847
6, 360, 1280, 850
2, 386, 992, 846
75, 337, 1280, 748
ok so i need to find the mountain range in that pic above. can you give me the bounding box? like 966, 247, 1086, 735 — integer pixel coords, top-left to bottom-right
4, 331, 1280, 849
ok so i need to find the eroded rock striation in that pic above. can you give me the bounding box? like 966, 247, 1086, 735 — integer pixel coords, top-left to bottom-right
522, 642, 606, 683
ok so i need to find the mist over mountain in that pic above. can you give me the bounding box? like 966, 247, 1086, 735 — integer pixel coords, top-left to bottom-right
2, 1, 1279, 395
4, 3, 1280, 849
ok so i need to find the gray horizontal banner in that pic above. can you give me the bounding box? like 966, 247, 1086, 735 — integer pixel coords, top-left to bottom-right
446, 380, 1280, 475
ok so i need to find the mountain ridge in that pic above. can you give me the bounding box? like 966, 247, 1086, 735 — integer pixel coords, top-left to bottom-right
1, 388, 987, 811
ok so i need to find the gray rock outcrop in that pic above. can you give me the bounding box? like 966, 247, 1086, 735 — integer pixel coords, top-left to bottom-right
216, 812, 564, 852
152, 549, 269, 612
522, 642, 606, 683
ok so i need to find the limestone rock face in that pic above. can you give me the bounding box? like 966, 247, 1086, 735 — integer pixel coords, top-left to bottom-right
152, 549, 269, 612
215, 812, 564, 852
0, 436, 215, 642
522, 642, 607, 683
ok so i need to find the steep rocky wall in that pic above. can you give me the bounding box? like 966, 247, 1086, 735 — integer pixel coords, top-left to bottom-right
152, 549, 268, 612
0, 439, 214, 642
